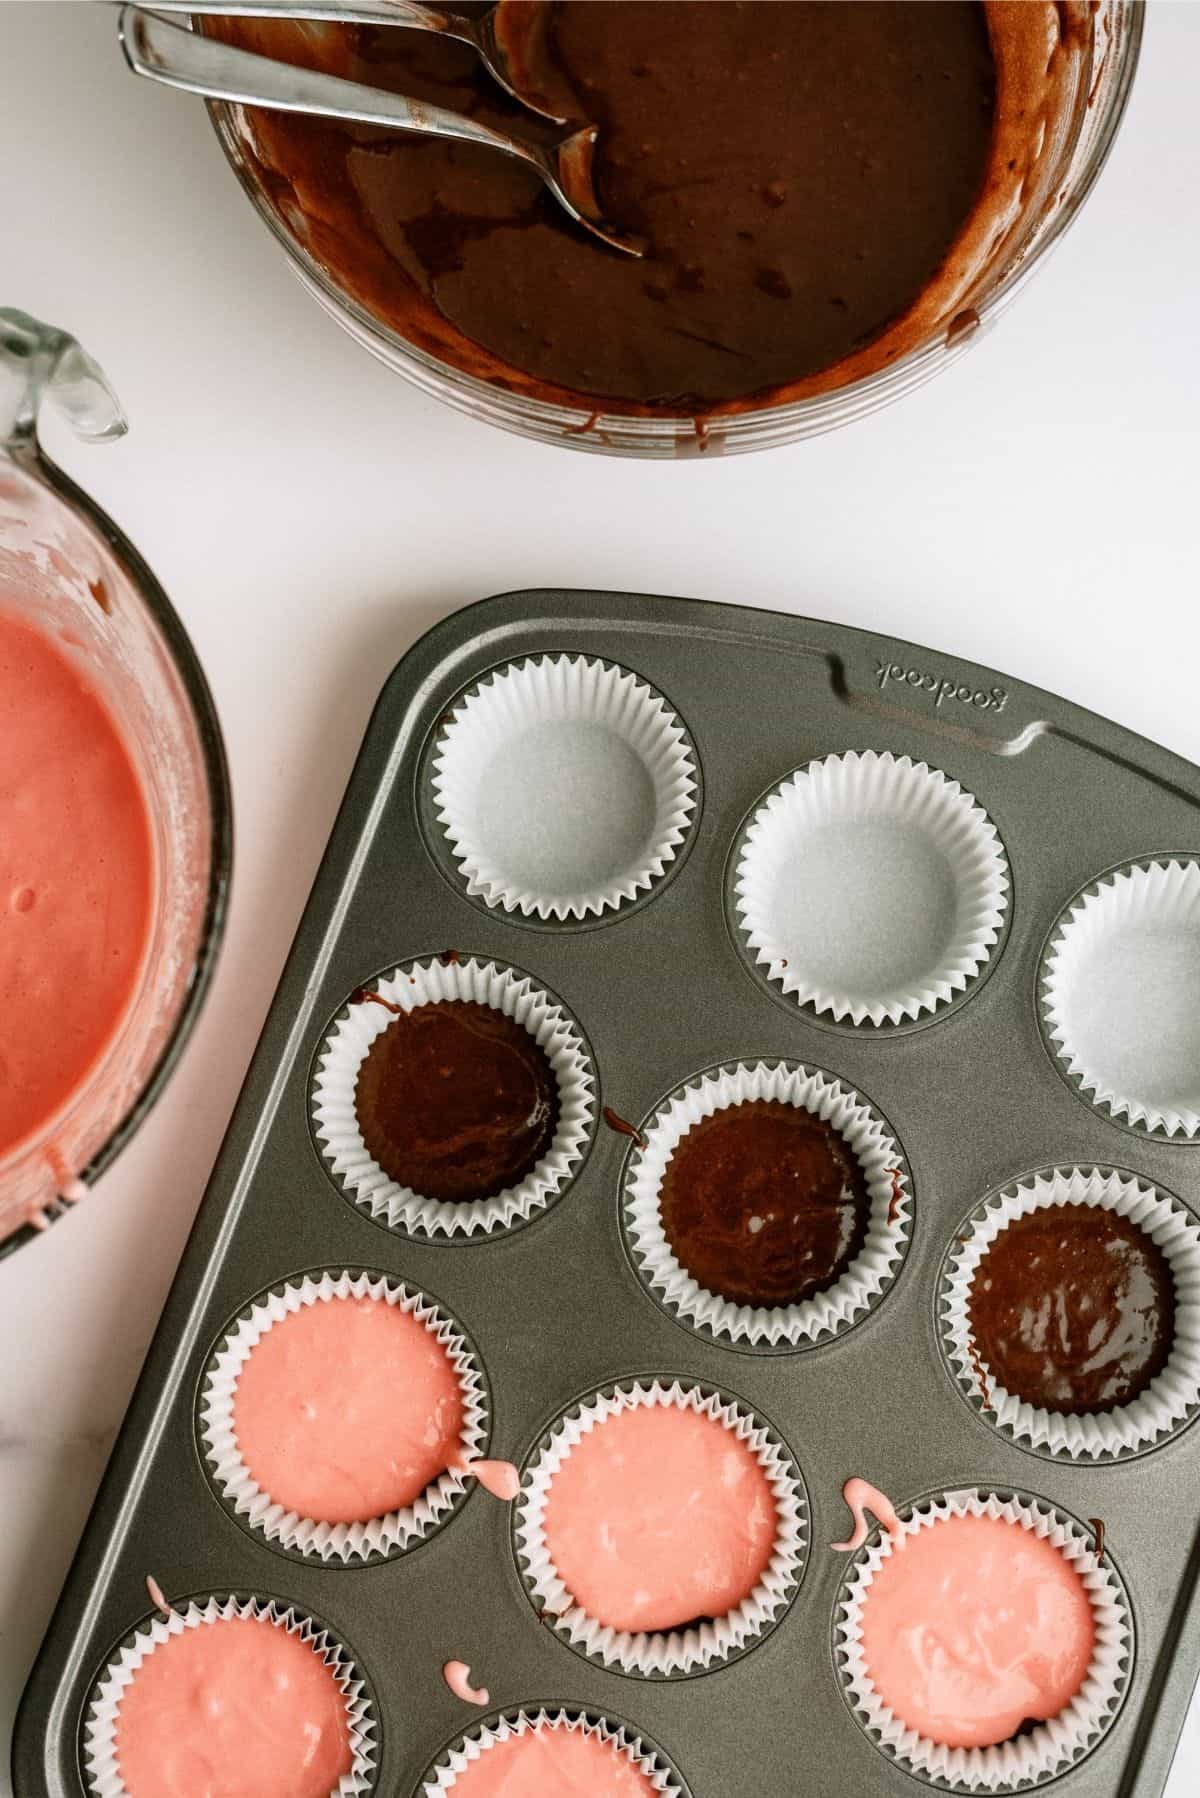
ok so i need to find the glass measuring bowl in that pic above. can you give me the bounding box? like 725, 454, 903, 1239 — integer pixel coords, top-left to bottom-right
0, 309, 231, 1252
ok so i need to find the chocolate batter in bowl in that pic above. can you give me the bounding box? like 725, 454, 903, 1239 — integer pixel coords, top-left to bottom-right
206, 2, 1141, 455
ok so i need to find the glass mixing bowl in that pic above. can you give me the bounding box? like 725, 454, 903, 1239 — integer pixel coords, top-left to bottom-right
0, 310, 231, 1252
205, 1, 1142, 458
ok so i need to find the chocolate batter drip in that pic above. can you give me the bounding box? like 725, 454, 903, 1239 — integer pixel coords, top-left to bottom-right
659, 1099, 870, 1307
212, 3, 996, 412
967, 1204, 1176, 1415
355, 1001, 558, 1201
603, 1105, 646, 1148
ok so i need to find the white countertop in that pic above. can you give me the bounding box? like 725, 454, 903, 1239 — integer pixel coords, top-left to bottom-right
3, 4, 1199, 1793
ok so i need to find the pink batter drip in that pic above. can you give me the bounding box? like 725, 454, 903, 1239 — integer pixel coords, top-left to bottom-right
114, 1616, 353, 1798
449, 1721, 657, 1796
0, 611, 154, 1158
47, 1146, 88, 1204
860, 1512, 1096, 1749
469, 1458, 521, 1501
443, 1660, 489, 1706
233, 1294, 464, 1525
144, 1574, 171, 1619
831, 1477, 906, 1552
543, 1403, 777, 1634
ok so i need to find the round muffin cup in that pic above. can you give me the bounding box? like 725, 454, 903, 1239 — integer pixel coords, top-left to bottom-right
513, 1379, 807, 1678
431, 653, 698, 922
418, 1706, 688, 1796
1040, 857, 1200, 1138
623, 1059, 911, 1350
939, 1167, 1200, 1463
312, 956, 595, 1240
199, 1270, 490, 1563
82, 1595, 377, 1798
734, 750, 1009, 1027
834, 1488, 1132, 1792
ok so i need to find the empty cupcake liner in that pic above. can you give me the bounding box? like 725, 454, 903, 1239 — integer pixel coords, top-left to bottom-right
1040, 857, 1200, 1138
513, 1379, 807, 1678
939, 1167, 1200, 1462
419, 1706, 688, 1795
199, 1270, 490, 1563
734, 750, 1009, 1026
82, 1595, 377, 1798
623, 1059, 911, 1349
430, 653, 698, 921
312, 956, 595, 1240
834, 1488, 1132, 1792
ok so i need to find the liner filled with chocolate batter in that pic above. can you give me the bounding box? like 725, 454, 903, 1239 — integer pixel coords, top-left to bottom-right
206, 1, 1140, 452
940, 1166, 1200, 1463
20, 589, 1200, 1798
311, 952, 596, 1241
622, 1057, 912, 1350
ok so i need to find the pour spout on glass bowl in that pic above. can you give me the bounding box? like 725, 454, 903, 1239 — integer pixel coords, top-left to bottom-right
117, 6, 644, 259
0, 308, 128, 460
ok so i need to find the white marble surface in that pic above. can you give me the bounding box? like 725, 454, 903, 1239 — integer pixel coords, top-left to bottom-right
2, 3, 1200, 1793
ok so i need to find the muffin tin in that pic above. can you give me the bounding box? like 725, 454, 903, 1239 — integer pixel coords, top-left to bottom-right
15, 589, 1200, 1798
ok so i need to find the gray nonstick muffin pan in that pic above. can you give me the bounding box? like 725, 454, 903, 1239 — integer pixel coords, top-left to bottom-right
14, 590, 1200, 1798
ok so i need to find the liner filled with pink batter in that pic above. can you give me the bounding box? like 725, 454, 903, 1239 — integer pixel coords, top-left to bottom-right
513, 1378, 807, 1677
199, 1269, 489, 1563
418, 1706, 688, 1797
82, 1595, 376, 1798
833, 1487, 1132, 1790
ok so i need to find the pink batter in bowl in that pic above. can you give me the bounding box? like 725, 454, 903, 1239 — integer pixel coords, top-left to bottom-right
0, 309, 230, 1249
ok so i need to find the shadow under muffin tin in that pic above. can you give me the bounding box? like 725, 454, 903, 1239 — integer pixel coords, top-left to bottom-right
17, 592, 1200, 1798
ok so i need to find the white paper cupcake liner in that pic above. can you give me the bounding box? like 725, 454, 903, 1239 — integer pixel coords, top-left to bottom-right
312, 956, 595, 1239
513, 1379, 806, 1677
734, 750, 1009, 1026
834, 1488, 1132, 1791
82, 1595, 376, 1798
199, 1270, 490, 1562
431, 654, 698, 921
939, 1167, 1200, 1462
1040, 857, 1200, 1137
419, 1706, 688, 1795
623, 1060, 911, 1349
